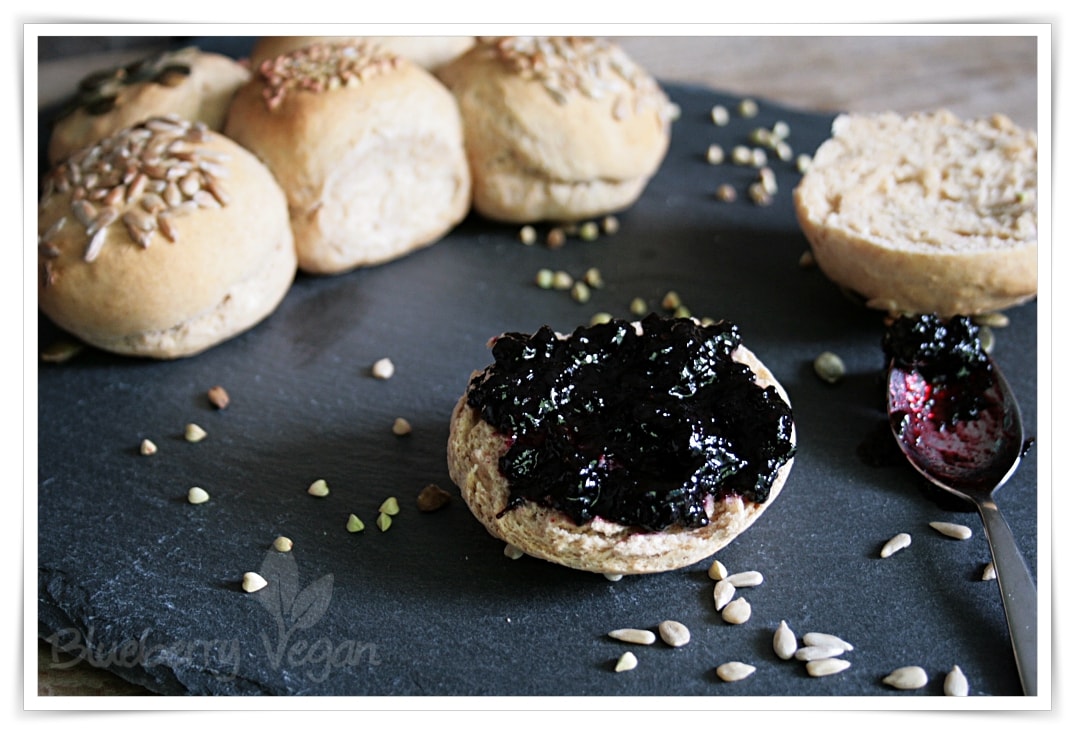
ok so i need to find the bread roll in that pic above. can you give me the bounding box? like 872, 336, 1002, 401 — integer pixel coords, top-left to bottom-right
249, 35, 474, 71
793, 110, 1037, 316
447, 317, 796, 575
224, 41, 471, 274
437, 36, 677, 224
38, 116, 296, 359
47, 46, 250, 166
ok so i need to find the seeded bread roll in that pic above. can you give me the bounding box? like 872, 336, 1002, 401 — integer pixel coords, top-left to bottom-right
249, 35, 475, 71
446, 320, 795, 575
47, 47, 251, 166
436, 36, 677, 224
224, 41, 471, 274
38, 116, 296, 359
793, 110, 1037, 316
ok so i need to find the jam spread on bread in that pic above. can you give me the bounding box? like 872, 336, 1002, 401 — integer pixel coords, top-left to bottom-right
465, 315, 795, 531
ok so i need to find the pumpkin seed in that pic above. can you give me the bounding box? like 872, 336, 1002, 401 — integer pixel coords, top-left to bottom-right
882, 665, 929, 690
716, 661, 756, 682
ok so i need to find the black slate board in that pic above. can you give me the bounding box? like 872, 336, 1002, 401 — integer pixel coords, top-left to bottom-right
36, 41, 1038, 698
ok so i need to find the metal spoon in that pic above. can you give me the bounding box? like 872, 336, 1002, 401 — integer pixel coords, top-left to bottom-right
887, 357, 1037, 696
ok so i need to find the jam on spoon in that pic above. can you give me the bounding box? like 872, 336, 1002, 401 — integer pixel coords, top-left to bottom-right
884, 314, 1037, 696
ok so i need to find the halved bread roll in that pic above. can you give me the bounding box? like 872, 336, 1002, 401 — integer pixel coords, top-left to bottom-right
793, 110, 1037, 316
447, 316, 796, 575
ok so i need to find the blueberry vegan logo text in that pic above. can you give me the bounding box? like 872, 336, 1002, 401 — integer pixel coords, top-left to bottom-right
254, 548, 381, 683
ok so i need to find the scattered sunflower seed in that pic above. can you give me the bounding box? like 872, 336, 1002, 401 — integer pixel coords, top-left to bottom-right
371, 357, 395, 380
307, 479, 330, 497
272, 536, 293, 552
658, 620, 691, 647
880, 532, 912, 558
882, 665, 929, 690
519, 225, 537, 245
773, 620, 797, 660
579, 221, 600, 241
614, 651, 638, 672
813, 351, 846, 384
721, 597, 752, 625
40, 339, 84, 363
551, 270, 574, 290
583, 267, 604, 288
707, 559, 728, 581
979, 325, 996, 354
725, 570, 764, 588
392, 417, 412, 436
981, 561, 997, 581
602, 572, 623, 581
186, 486, 210, 504
535, 268, 555, 289
140, 438, 158, 456
416, 483, 451, 512
504, 543, 524, 560
944, 665, 970, 696
346, 514, 365, 533
716, 661, 756, 682
972, 312, 1010, 328
802, 632, 854, 652
379, 497, 400, 516
737, 98, 758, 118
601, 215, 620, 235
748, 181, 773, 206
930, 521, 973, 540
207, 385, 230, 409
184, 423, 207, 442
242, 572, 267, 593
710, 104, 729, 126
570, 281, 591, 303
713, 579, 736, 611
590, 312, 614, 326
376, 512, 392, 532
794, 644, 847, 662
629, 297, 649, 316
706, 144, 725, 165
608, 628, 656, 645
796, 153, 813, 173
731, 145, 753, 165
806, 658, 851, 677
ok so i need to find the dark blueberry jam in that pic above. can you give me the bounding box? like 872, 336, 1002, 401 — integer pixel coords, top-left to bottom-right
882, 314, 993, 425
464, 315, 796, 532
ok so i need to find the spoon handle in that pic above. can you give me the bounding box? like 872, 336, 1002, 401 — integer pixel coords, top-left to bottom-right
978, 497, 1038, 696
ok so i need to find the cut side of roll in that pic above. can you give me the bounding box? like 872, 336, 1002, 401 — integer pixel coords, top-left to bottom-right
446, 317, 796, 575
793, 110, 1037, 316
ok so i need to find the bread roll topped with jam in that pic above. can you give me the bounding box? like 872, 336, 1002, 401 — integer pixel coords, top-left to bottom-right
437, 36, 677, 224
447, 315, 796, 575
38, 116, 296, 359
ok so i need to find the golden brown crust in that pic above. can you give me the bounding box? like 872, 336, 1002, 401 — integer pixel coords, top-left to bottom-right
38, 118, 296, 359
446, 344, 795, 575
224, 42, 471, 274
249, 36, 475, 71
436, 37, 675, 223
47, 48, 251, 166
793, 110, 1037, 316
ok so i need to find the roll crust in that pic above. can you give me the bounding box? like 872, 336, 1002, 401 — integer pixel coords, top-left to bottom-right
224, 41, 471, 274
48, 47, 250, 166
437, 37, 676, 223
447, 343, 795, 575
793, 110, 1037, 316
38, 117, 296, 359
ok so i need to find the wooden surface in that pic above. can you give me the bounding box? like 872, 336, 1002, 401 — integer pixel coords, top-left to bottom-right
33, 32, 1040, 699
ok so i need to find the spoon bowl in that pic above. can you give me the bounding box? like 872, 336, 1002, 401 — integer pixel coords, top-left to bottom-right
888, 357, 1038, 696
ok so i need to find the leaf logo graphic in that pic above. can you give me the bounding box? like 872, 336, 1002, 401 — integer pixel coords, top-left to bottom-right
256, 549, 334, 668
